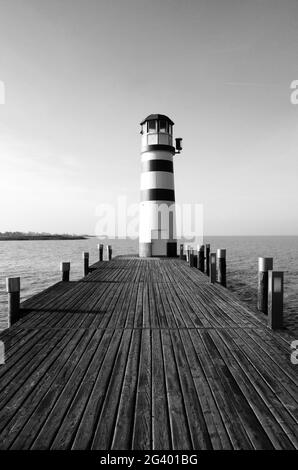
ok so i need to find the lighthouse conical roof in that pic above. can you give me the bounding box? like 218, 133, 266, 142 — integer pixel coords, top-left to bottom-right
140, 114, 174, 125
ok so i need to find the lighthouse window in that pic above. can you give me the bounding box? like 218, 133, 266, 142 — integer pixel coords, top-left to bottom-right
148, 120, 157, 133
148, 133, 158, 145
142, 123, 147, 134
158, 133, 170, 145
168, 124, 172, 134
159, 120, 168, 133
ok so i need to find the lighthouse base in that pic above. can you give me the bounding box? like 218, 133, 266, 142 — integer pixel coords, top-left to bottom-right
139, 241, 177, 258
139, 242, 152, 258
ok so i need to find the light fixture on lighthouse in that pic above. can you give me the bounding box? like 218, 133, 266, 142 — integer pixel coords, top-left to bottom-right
175, 137, 183, 153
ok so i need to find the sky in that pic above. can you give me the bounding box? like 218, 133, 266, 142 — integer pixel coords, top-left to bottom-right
0, 0, 298, 236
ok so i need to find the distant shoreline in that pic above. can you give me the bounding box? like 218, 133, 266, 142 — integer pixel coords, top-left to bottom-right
0, 235, 87, 241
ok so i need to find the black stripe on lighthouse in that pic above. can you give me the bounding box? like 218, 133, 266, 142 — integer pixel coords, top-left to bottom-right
141, 189, 175, 202
141, 159, 173, 173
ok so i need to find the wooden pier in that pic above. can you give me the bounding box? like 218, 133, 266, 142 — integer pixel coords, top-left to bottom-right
0, 256, 297, 450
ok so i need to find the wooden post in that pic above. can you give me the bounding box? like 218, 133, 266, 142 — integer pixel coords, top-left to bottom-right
186, 245, 190, 263
179, 244, 184, 260
189, 249, 195, 267
60, 262, 70, 282
210, 253, 216, 284
107, 245, 112, 261
198, 245, 205, 272
216, 249, 226, 287
206, 244, 210, 276
82, 252, 89, 277
257, 257, 273, 314
268, 271, 284, 329
6, 277, 20, 326
97, 244, 104, 261
193, 254, 198, 268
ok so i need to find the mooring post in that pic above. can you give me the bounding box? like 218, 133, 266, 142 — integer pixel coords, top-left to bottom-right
107, 245, 112, 261
189, 249, 192, 266
189, 248, 195, 267
193, 253, 198, 268
206, 244, 210, 276
60, 262, 70, 282
186, 245, 190, 263
6, 277, 21, 326
97, 244, 104, 261
268, 271, 284, 329
257, 257, 273, 314
216, 249, 226, 287
179, 244, 184, 260
198, 245, 205, 272
82, 252, 89, 276
210, 253, 216, 284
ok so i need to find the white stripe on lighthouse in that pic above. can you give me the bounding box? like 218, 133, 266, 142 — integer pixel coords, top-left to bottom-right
140, 171, 174, 190
141, 151, 173, 162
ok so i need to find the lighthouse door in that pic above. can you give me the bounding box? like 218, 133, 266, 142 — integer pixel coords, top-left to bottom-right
151, 229, 167, 256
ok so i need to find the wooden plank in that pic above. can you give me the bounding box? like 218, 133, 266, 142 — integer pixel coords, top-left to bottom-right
151, 329, 171, 450
214, 328, 298, 449
49, 329, 115, 450
198, 330, 274, 449
90, 329, 133, 450
179, 329, 232, 450
111, 329, 141, 449
71, 329, 124, 449
0, 327, 85, 446
132, 329, 152, 449
161, 329, 192, 450
188, 329, 253, 449
6, 326, 99, 449
169, 328, 212, 449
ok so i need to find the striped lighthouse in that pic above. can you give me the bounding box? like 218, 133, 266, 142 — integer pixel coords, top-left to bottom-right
139, 114, 182, 258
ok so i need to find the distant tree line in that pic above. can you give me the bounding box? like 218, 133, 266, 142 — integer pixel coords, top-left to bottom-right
0, 232, 86, 240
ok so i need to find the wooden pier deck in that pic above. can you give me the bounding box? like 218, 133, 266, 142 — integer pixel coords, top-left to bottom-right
0, 257, 297, 450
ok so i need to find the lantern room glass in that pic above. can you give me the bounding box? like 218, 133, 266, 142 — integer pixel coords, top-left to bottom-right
148, 120, 157, 133
148, 134, 158, 145
159, 120, 167, 133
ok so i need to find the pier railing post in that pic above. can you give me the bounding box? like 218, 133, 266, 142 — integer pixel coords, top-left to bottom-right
198, 245, 205, 272
60, 262, 70, 282
189, 249, 195, 267
206, 244, 210, 276
179, 244, 184, 260
217, 249, 226, 287
210, 253, 216, 284
97, 244, 104, 261
6, 277, 21, 326
186, 245, 190, 263
257, 257, 273, 314
268, 271, 284, 329
107, 245, 112, 261
193, 252, 198, 268
82, 252, 89, 277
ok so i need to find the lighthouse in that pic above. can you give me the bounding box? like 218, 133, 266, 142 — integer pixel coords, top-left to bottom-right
139, 114, 182, 257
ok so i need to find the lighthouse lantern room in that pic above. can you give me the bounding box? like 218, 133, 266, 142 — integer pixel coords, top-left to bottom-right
139, 114, 182, 258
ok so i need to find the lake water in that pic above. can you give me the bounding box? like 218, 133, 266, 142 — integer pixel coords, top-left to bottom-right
1, 236, 297, 333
